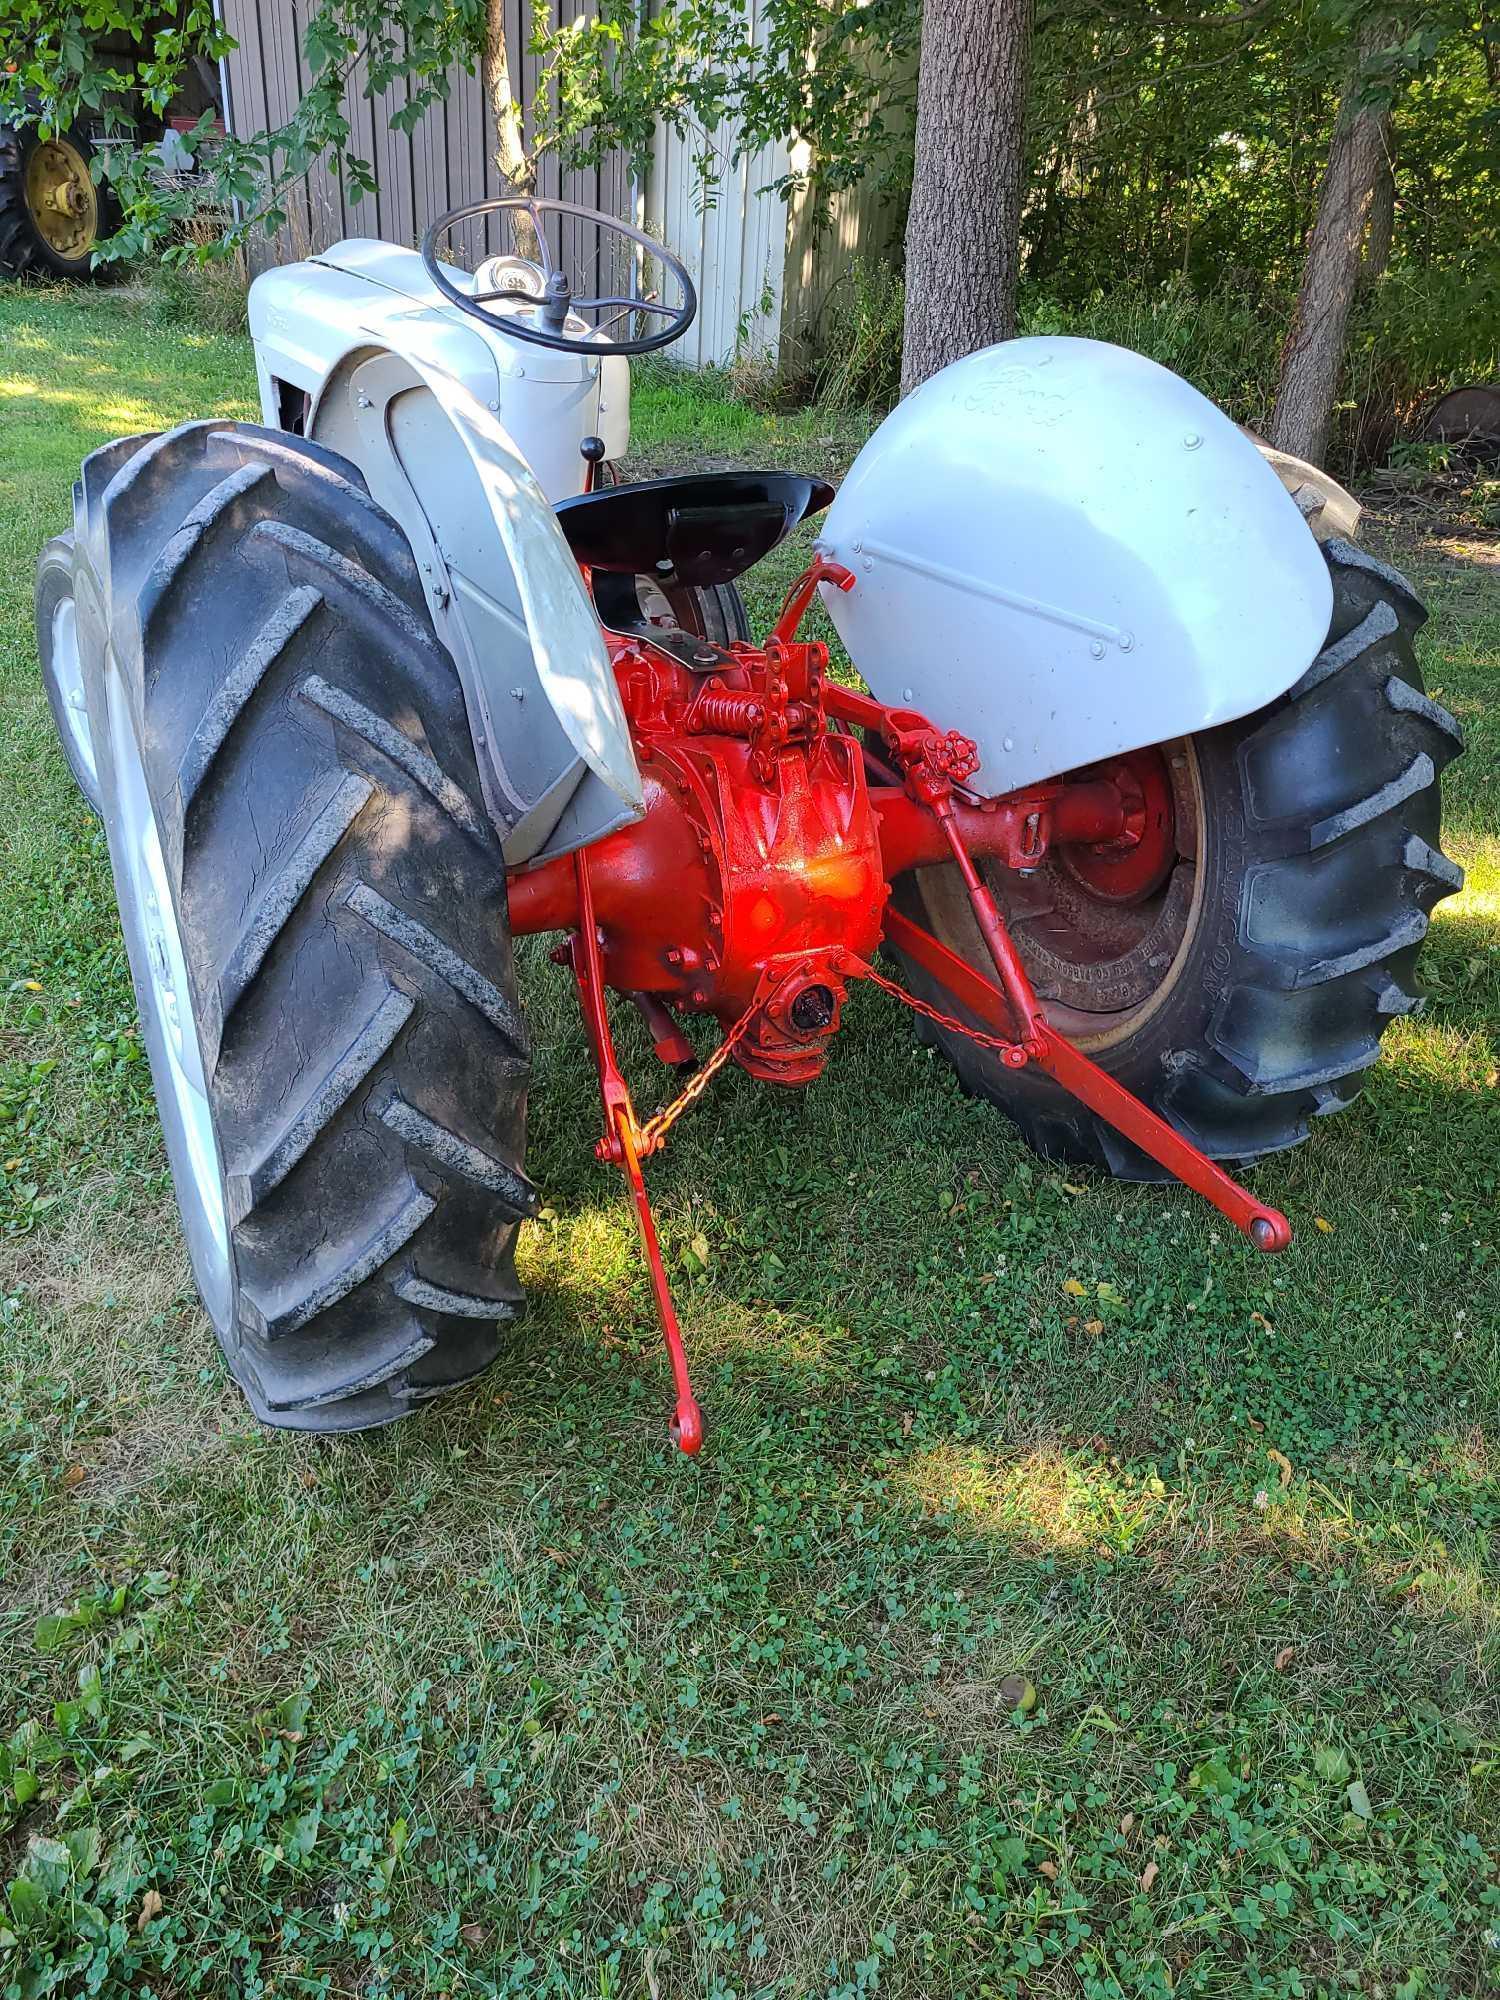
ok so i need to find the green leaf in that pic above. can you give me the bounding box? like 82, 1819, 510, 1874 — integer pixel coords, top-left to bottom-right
10, 1719, 64, 1768
1346, 1778, 1372, 1819
275, 1692, 311, 1737
34, 1585, 126, 1652
283, 1807, 321, 1863
1314, 1745, 1351, 1783
35, 1608, 89, 1652
97, 1834, 142, 1907
7, 1873, 49, 1929
62, 1825, 100, 1876
1190, 1754, 1237, 1796
21, 1835, 72, 1899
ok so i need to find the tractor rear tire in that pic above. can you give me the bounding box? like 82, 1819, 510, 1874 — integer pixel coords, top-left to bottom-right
58, 420, 534, 1429
628, 575, 751, 645
0, 121, 118, 281
685, 581, 752, 645
887, 538, 1464, 1175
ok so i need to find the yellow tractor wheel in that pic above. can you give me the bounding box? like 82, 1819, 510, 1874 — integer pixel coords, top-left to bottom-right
0, 122, 116, 280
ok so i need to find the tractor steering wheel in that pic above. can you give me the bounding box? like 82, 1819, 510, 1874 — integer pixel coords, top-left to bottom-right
420, 195, 697, 357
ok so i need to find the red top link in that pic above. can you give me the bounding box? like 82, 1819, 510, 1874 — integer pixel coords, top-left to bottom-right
772, 554, 856, 647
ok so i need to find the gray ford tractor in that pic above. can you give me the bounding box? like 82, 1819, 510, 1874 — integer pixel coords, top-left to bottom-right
36, 196, 1463, 1447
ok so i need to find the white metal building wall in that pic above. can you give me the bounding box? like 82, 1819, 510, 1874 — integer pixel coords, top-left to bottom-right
641, 0, 793, 366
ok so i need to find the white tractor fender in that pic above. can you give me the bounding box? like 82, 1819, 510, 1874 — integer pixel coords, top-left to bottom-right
279, 334, 643, 864
817, 337, 1334, 796
251, 245, 629, 494
250, 253, 643, 861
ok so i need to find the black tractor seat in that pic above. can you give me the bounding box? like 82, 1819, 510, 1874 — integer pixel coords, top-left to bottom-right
555, 471, 835, 590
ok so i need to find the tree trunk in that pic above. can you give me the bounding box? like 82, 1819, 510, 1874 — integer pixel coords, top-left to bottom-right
484, 0, 531, 190
900, 0, 1035, 396
1362, 119, 1395, 285
1269, 21, 1393, 464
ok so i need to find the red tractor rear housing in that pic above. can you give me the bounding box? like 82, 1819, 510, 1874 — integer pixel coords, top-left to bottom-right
506, 556, 1290, 1453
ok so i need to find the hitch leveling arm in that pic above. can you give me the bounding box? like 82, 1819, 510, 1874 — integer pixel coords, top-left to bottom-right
839, 674, 1292, 1255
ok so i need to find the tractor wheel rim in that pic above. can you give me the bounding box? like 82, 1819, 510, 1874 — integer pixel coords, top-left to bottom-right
25, 137, 98, 261
105, 656, 234, 1325
908, 741, 1204, 1055
48, 591, 98, 797
1008, 740, 1204, 1053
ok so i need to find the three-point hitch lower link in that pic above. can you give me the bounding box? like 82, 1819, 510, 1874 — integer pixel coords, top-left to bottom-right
562, 851, 708, 1454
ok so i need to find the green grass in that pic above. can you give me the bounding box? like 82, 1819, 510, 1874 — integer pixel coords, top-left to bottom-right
1, 286, 1497, 2000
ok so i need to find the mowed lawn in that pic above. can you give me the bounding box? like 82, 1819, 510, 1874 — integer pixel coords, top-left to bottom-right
1, 287, 1496, 2000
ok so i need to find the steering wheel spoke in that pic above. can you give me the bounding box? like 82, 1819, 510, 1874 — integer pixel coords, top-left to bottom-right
572, 295, 678, 316
420, 195, 697, 357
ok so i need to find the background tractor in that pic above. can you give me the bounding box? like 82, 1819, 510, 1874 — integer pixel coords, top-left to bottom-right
1, 26, 223, 283
36, 195, 1464, 1448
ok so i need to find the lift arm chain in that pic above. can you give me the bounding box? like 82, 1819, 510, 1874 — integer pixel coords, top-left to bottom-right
634, 999, 762, 1157
843, 955, 1032, 1069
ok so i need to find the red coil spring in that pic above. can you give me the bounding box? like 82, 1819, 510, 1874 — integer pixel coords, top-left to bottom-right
690, 690, 765, 734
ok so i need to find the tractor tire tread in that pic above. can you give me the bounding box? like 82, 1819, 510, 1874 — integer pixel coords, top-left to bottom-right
178, 586, 325, 809
890, 534, 1464, 1177
77, 418, 531, 1429
696, 582, 753, 646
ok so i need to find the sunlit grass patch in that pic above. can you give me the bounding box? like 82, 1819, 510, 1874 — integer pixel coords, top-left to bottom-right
518, 1197, 647, 1327
1383, 1009, 1497, 1088
890, 1438, 1177, 1553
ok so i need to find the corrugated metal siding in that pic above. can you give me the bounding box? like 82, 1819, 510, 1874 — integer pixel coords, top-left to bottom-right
219, 0, 631, 271
641, 0, 791, 367
640, 0, 906, 369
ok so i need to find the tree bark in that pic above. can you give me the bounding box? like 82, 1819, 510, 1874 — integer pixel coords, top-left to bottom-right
484, 0, 531, 190
1362, 118, 1395, 285
1269, 20, 1394, 464
900, 0, 1035, 396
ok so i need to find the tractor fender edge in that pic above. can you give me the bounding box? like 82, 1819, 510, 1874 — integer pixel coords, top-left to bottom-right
307, 339, 643, 861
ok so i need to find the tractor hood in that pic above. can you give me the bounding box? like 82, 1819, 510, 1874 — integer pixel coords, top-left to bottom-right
817, 337, 1333, 796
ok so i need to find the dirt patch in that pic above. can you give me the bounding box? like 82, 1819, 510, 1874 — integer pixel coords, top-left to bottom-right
618, 448, 755, 482
1355, 493, 1499, 617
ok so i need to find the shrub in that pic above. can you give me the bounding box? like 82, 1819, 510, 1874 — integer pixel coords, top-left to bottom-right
143, 213, 249, 336
812, 259, 906, 412
1020, 277, 1289, 438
